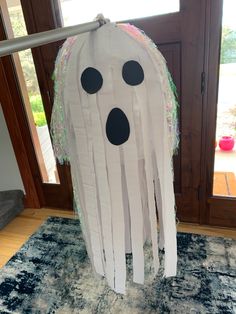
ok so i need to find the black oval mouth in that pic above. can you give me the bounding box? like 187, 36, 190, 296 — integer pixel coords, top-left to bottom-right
106, 108, 130, 146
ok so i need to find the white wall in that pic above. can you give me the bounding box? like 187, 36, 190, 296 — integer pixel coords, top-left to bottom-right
0, 105, 25, 192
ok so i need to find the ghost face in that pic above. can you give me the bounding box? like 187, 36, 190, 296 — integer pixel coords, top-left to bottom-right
75, 26, 159, 158
63, 24, 177, 294
80, 59, 145, 146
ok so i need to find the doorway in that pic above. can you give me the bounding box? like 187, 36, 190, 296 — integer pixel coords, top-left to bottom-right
202, 0, 236, 227
1, 0, 234, 227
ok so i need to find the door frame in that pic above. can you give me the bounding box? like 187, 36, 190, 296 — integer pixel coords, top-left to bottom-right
20, 0, 73, 209
201, 0, 236, 228
0, 1, 73, 209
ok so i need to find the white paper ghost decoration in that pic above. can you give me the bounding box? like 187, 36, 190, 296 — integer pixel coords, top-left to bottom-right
51, 21, 179, 294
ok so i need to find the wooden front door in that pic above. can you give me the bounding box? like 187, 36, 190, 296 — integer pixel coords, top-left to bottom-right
128, 1, 206, 223
18, 0, 206, 222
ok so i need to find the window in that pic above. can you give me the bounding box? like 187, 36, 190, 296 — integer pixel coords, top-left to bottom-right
59, 0, 179, 26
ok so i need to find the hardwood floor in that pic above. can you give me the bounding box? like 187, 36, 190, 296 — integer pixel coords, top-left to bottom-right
0, 208, 75, 268
0, 208, 235, 269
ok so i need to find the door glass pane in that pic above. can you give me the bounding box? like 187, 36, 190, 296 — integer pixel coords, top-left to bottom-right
59, 0, 179, 26
213, 0, 236, 196
4, 0, 59, 184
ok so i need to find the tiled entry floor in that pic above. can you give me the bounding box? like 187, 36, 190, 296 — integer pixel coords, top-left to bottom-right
213, 149, 236, 196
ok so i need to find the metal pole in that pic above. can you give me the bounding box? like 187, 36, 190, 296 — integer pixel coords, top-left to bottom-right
0, 20, 102, 57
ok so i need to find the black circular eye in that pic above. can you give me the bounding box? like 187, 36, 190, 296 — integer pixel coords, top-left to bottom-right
122, 60, 144, 86
81, 67, 103, 94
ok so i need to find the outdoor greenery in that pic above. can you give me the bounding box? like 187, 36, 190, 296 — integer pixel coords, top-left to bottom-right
30, 94, 44, 112
33, 112, 47, 127
221, 26, 236, 64
30, 95, 47, 126
10, 7, 47, 126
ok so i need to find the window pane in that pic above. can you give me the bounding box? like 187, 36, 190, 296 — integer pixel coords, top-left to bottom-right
59, 0, 179, 26
213, 0, 236, 196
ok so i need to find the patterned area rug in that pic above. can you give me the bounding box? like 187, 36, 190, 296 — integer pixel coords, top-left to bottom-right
0, 217, 235, 314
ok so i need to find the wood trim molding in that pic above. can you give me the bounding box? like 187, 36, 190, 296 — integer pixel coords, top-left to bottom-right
201, 0, 222, 202
200, 0, 223, 224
